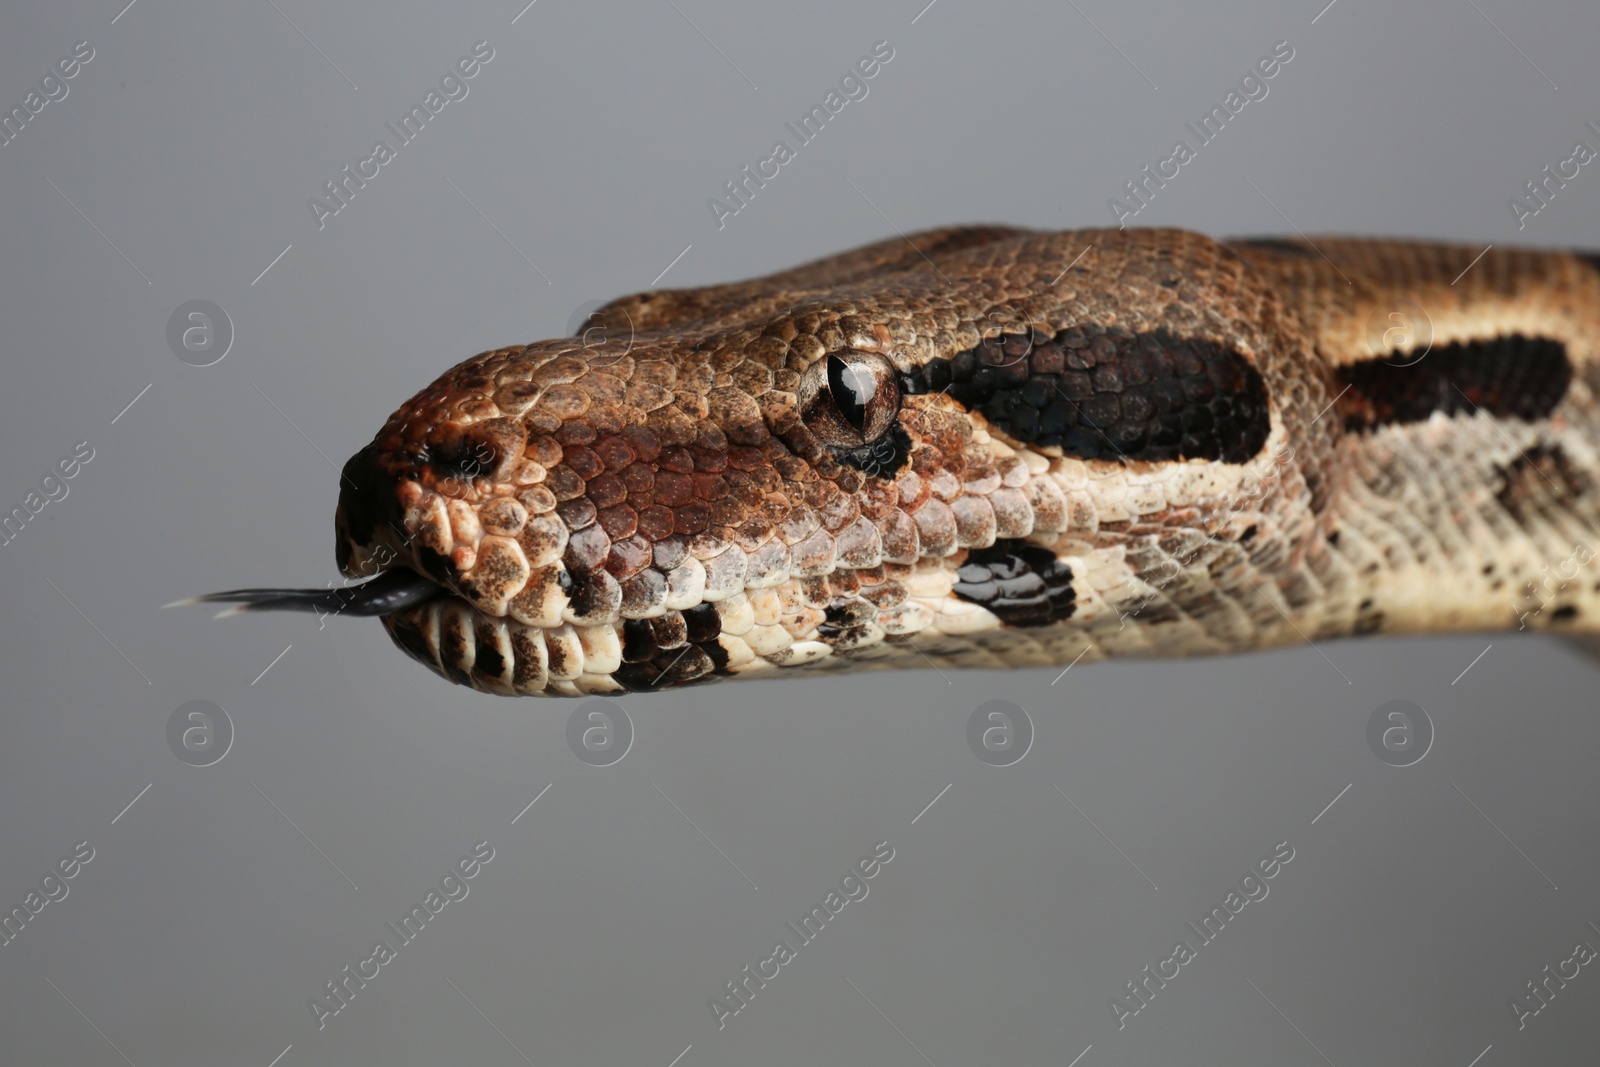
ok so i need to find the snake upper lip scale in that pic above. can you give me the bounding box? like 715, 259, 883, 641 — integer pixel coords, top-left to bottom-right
177, 226, 1600, 696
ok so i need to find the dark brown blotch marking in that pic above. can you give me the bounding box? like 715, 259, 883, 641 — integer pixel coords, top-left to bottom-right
951, 539, 1075, 627
1496, 444, 1592, 528
908, 326, 1270, 464
1336, 335, 1571, 430
621, 618, 656, 663
683, 603, 722, 644
821, 599, 876, 629
565, 571, 621, 624
615, 603, 727, 691
613, 646, 718, 692
818, 597, 879, 647
438, 610, 473, 686
472, 619, 506, 680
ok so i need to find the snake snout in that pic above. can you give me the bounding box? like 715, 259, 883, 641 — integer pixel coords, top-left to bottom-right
335, 443, 408, 578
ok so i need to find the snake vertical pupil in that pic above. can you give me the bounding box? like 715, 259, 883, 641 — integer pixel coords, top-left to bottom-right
797, 350, 908, 476
827, 354, 870, 431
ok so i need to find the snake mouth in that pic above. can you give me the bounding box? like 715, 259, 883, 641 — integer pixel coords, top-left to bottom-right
376, 535, 1085, 698
378, 594, 732, 697
176, 569, 726, 696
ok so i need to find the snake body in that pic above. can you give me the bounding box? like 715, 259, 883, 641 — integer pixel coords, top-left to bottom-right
196, 227, 1600, 695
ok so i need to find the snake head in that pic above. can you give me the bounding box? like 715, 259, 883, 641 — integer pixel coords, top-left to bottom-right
344, 310, 1266, 694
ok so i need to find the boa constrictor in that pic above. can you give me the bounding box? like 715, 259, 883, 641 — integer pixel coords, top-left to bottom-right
184, 227, 1600, 696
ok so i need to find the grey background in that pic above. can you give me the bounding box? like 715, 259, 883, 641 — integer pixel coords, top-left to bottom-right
2, 0, 1598, 1064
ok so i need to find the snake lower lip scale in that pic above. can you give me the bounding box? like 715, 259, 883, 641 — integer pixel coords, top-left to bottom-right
182, 227, 1600, 696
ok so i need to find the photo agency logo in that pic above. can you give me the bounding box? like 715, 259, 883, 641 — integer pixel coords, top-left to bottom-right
1108, 40, 1295, 228
0, 842, 95, 949
566, 301, 635, 356
1510, 920, 1600, 1030
566, 698, 634, 766
1107, 841, 1296, 1030
565, 299, 637, 373
709, 841, 895, 1030
1508, 120, 1600, 230
308, 840, 496, 1030
166, 300, 234, 367
309, 42, 496, 230
966, 699, 1033, 766
1363, 297, 1433, 367
1366, 700, 1433, 767
1510, 540, 1594, 630
1, 441, 95, 547
708, 41, 895, 230
167, 700, 235, 767
0, 40, 94, 148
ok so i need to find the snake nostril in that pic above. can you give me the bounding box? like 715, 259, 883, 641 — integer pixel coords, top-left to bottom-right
423, 417, 527, 483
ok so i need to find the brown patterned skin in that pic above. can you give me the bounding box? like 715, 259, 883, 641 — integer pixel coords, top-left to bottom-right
326, 227, 1600, 696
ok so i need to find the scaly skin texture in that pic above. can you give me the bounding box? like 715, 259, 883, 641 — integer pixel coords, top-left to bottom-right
328, 227, 1600, 696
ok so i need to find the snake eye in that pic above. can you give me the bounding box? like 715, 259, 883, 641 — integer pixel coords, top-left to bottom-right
798, 350, 901, 448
